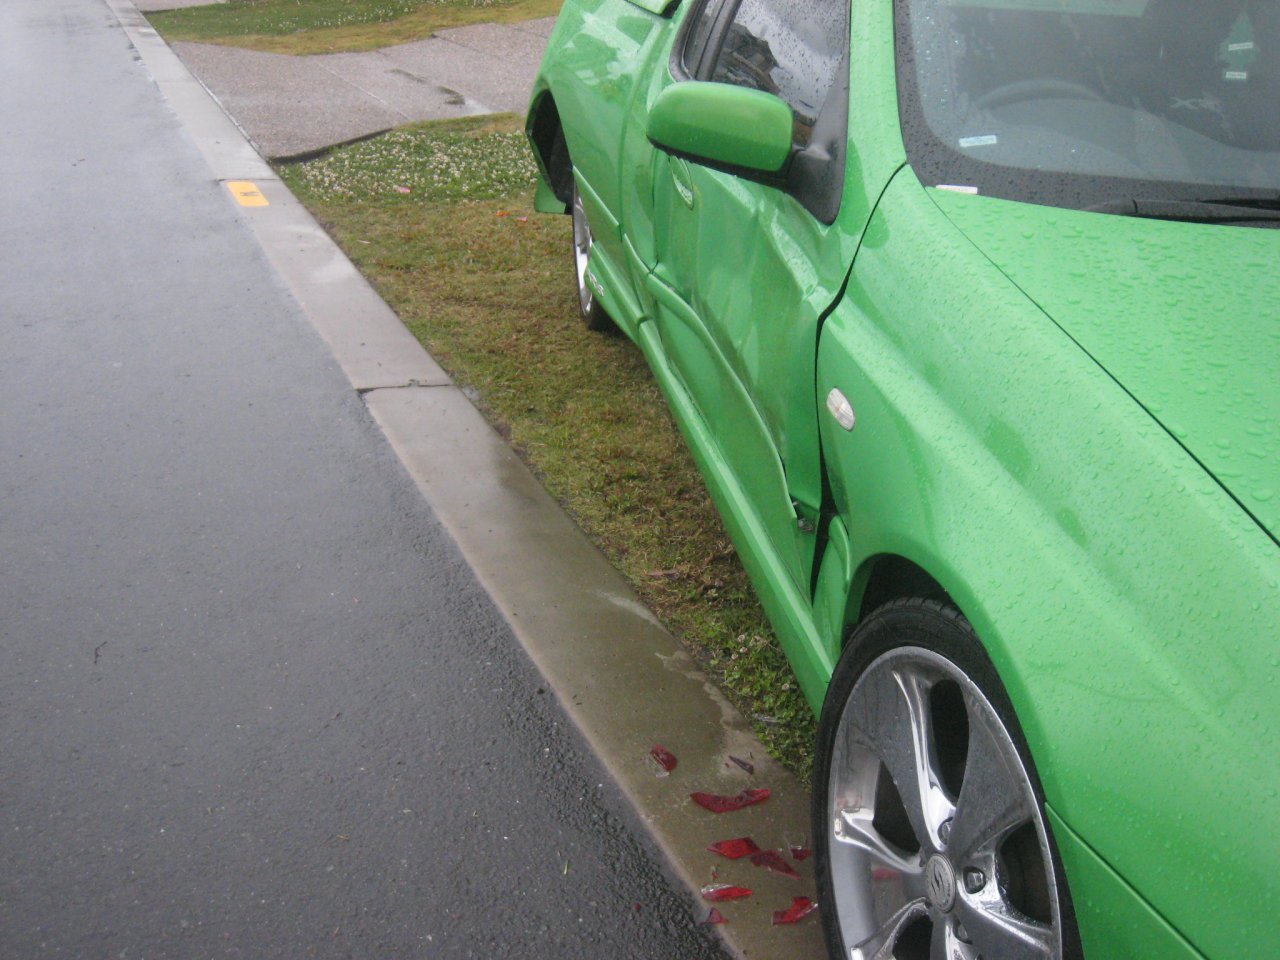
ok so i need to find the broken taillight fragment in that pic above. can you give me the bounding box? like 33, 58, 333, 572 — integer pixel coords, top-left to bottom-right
701, 884, 753, 902
772, 896, 818, 925
750, 849, 801, 879
690, 788, 771, 813
707, 837, 760, 860
649, 744, 678, 775
728, 755, 755, 775
701, 907, 728, 925
789, 845, 812, 861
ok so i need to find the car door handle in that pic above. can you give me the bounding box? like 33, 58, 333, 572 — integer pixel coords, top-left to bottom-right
668, 155, 695, 209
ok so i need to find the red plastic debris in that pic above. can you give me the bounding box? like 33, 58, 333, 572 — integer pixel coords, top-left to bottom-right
690, 788, 771, 813
702, 907, 728, 925
650, 744, 678, 775
701, 884, 753, 902
728, 755, 755, 775
789, 845, 812, 861
707, 837, 761, 860
772, 896, 818, 925
750, 849, 801, 879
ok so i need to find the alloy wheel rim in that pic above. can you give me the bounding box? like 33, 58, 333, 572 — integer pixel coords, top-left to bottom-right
572, 186, 594, 316
827, 647, 1063, 960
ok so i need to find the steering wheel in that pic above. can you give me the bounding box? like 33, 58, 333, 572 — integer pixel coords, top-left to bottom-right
973, 78, 1105, 112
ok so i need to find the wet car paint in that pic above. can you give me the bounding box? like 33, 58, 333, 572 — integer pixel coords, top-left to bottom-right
526, 1, 1280, 957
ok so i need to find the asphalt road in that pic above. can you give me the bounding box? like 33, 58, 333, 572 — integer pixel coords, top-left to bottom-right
0, 1, 727, 957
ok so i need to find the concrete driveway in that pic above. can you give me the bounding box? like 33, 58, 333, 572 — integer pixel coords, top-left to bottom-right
170, 20, 553, 157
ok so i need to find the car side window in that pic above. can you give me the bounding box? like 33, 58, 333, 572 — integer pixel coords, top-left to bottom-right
706, 0, 851, 221
681, 0, 725, 77
709, 0, 849, 149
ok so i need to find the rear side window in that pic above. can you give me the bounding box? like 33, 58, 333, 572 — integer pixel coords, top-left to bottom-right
709, 0, 850, 150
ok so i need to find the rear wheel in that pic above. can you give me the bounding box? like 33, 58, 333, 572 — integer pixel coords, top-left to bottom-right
571, 178, 612, 332
813, 599, 1082, 960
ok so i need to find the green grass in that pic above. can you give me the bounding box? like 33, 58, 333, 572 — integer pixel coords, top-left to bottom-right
277, 115, 816, 776
149, 0, 562, 55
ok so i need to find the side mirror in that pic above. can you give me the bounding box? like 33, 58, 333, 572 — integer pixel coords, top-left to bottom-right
647, 82, 793, 174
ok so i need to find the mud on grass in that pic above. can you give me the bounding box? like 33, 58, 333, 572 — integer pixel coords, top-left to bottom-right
149, 0, 562, 55
276, 115, 816, 776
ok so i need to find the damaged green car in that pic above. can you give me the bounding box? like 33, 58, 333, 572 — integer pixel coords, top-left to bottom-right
526, 1, 1280, 957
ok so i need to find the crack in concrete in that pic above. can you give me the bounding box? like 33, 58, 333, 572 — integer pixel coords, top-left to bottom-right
316, 54, 414, 123
357, 381, 452, 396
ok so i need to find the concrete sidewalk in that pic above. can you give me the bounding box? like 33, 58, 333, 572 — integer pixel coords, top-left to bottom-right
136, 0, 224, 8
164, 19, 553, 157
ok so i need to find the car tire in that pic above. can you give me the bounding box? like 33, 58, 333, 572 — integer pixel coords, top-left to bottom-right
570, 177, 613, 332
813, 598, 1082, 960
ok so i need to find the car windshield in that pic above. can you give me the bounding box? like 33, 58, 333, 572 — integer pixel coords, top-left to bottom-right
897, 0, 1280, 210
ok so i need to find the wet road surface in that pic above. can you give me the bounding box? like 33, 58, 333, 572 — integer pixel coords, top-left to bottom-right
0, 1, 728, 957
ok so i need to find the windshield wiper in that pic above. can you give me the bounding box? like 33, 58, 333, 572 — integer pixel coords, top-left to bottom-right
1086, 197, 1280, 225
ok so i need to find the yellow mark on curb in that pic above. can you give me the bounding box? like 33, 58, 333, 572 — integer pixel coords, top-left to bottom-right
227, 181, 268, 207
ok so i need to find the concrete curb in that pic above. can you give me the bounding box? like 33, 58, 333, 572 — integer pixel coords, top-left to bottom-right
106, 3, 825, 957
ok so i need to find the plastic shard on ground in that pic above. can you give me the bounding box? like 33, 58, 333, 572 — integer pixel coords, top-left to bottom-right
728, 755, 755, 775
690, 788, 771, 813
790, 845, 812, 861
702, 907, 728, 925
649, 744, 678, 775
707, 837, 761, 860
750, 849, 801, 879
701, 883, 753, 902
772, 896, 818, 925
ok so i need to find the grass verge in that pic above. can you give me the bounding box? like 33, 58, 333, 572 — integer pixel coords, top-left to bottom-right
277, 115, 816, 777
149, 0, 562, 55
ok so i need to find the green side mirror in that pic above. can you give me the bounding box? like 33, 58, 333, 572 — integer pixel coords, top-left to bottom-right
647, 82, 793, 174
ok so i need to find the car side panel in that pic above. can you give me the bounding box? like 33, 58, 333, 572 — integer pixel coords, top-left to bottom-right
642, 0, 908, 596
633, 319, 837, 706
650, 169, 831, 590
531, 0, 680, 330
818, 169, 1280, 960
1049, 810, 1207, 960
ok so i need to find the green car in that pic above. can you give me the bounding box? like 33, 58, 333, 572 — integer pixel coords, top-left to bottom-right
525, 0, 1279, 957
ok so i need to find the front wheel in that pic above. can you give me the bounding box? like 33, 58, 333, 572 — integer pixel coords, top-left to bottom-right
570, 178, 612, 332
813, 599, 1082, 960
